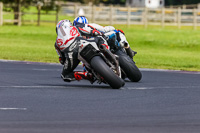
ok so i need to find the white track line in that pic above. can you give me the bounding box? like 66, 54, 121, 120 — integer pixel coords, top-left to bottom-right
0, 86, 66, 88
122, 85, 200, 90
0, 108, 27, 110
0, 85, 200, 90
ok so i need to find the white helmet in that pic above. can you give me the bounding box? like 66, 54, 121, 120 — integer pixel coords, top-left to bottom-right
56, 19, 80, 51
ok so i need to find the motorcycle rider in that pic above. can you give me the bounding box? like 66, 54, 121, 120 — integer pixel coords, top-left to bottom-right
55, 19, 109, 82
73, 16, 136, 58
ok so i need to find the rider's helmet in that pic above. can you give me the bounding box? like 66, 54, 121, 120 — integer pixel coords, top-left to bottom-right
56, 20, 72, 34
73, 16, 88, 26
56, 19, 80, 51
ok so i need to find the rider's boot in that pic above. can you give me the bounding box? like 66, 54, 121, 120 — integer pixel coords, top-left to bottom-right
74, 71, 94, 83
61, 72, 76, 82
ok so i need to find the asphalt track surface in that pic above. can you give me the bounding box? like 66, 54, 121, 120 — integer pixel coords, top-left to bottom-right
0, 60, 200, 133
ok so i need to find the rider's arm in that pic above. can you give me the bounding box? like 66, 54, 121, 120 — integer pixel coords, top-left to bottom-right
87, 23, 105, 33
88, 23, 115, 33
54, 42, 66, 65
75, 23, 102, 37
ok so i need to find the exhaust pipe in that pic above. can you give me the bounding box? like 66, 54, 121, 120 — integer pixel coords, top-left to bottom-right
123, 42, 137, 58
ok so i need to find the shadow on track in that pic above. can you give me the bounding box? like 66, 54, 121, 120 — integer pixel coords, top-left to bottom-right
38, 83, 112, 90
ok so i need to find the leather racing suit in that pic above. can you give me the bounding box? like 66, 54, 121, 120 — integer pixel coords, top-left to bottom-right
55, 20, 108, 82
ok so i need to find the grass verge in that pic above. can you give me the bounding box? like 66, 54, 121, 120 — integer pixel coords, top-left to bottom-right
0, 24, 200, 71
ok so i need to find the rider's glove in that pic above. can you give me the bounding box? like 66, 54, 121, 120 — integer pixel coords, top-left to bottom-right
59, 57, 65, 65
115, 29, 125, 35
101, 32, 109, 41
92, 29, 102, 36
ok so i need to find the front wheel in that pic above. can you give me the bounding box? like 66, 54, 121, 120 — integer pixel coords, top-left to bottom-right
115, 50, 142, 82
90, 56, 125, 89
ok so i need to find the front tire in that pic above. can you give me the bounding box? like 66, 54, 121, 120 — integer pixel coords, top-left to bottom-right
90, 56, 125, 89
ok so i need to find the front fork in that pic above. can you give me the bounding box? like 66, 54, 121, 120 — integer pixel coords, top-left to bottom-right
99, 45, 121, 77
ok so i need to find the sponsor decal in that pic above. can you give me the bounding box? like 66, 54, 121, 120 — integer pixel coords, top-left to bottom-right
70, 26, 79, 36
69, 42, 77, 51
64, 37, 74, 45
57, 39, 63, 47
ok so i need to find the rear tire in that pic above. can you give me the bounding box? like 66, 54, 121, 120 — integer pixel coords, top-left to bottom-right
115, 50, 142, 82
90, 56, 125, 89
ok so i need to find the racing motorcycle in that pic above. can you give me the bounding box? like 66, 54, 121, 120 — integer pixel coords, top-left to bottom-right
77, 38, 125, 89
105, 31, 142, 82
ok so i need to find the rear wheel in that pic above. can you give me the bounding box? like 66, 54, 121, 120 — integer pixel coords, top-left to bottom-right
90, 56, 125, 89
115, 50, 142, 82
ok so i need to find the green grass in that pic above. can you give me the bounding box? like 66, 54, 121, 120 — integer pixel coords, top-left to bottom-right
0, 24, 200, 71
0, 25, 57, 62
1, 6, 200, 71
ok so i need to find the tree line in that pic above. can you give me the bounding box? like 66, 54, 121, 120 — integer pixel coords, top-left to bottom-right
64, 0, 200, 5
0, 0, 200, 6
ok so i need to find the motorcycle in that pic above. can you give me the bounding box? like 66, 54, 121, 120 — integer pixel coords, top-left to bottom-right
105, 31, 142, 82
77, 37, 125, 89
